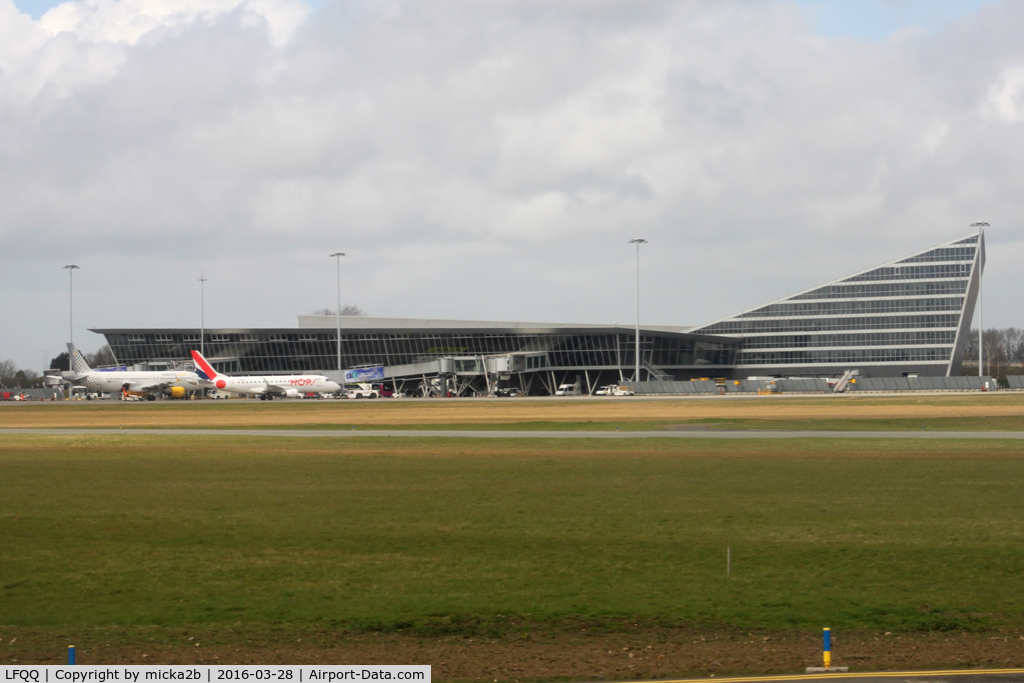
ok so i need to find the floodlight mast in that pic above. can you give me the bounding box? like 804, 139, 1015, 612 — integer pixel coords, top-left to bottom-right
970, 222, 989, 379
63, 264, 79, 345
628, 239, 648, 384
198, 271, 208, 356
329, 252, 346, 376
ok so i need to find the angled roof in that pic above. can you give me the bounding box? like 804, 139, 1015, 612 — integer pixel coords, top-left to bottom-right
691, 230, 985, 375
693, 231, 983, 333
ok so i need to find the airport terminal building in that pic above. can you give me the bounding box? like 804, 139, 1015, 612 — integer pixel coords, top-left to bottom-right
692, 231, 984, 378
93, 231, 985, 395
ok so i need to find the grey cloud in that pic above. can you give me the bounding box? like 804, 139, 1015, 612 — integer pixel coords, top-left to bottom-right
1, 0, 1023, 368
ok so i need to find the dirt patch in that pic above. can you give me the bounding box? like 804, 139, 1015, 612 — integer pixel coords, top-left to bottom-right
3, 625, 1023, 680
3, 395, 1024, 429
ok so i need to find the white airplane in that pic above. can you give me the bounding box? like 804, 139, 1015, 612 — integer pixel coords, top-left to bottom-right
191, 350, 341, 399
65, 343, 201, 400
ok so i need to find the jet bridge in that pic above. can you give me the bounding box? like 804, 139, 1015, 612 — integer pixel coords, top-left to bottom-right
373, 353, 540, 397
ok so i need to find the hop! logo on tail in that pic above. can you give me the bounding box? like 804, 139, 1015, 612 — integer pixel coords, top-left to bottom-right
191, 351, 227, 389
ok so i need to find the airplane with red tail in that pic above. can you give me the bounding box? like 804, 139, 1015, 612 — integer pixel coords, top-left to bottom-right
191, 350, 341, 399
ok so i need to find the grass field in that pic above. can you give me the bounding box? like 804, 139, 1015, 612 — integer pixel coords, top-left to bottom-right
3, 434, 1024, 634
3, 393, 1024, 431
4, 409, 1024, 677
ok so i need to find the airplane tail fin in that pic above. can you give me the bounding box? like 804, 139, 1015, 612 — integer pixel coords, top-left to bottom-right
191, 350, 218, 381
67, 342, 92, 375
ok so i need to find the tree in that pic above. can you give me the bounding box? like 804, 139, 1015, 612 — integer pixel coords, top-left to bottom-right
311, 305, 365, 316
0, 359, 17, 386
14, 368, 41, 387
0, 359, 41, 388
984, 328, 1007, 379
49, 352, 69, 372
87, 345, 117, 367
963, 329, 978, 362
962, 327, 1024, 380
1005, 328, 1024, 364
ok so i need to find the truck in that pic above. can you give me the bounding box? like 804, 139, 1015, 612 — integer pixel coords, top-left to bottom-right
346, 383, 380, 399
345, 383, 399, 399
596, 385, 634, 396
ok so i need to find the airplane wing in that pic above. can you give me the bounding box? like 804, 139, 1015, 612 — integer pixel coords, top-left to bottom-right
263, 382, 287, 397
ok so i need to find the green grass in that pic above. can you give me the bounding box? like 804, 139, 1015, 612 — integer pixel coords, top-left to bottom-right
237, 415, 1024, 431
670, 415, 1024, 431
2, 435, 1024, 635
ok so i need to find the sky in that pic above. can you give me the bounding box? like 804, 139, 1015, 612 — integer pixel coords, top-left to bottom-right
1, 0, 1021, 370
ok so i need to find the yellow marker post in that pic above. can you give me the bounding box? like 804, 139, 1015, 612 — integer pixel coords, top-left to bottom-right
823, 628, 831, 668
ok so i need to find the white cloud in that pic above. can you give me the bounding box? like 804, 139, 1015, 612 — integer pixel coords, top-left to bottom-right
1, 0, 1023, 368
39, 0, 308, 45
987, 65, 1024, 124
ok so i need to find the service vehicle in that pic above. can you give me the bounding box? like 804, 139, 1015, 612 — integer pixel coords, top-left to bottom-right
596, 385, 634, 396
346, 383, 380, 399
554, 381, 582, 396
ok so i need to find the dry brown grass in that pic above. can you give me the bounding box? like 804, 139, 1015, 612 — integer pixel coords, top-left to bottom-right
2, 393, 1024, 429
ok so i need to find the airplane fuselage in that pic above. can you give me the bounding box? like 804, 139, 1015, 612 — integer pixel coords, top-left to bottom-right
205, 375, 340, 398
78, 371, 201, 394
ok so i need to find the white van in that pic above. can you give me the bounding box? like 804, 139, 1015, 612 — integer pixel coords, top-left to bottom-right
554, 383, 581, 396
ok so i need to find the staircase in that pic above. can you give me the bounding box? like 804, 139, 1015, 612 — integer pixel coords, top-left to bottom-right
642, 360, 673, 382
833, 369, 860, 393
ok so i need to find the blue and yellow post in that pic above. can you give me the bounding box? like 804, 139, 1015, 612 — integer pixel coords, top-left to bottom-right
806, 626, 847, 673
68, 645, 76, 665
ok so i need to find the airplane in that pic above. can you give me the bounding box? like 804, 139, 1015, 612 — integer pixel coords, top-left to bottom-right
191, 350, 342, 399
65, 342, 201, 400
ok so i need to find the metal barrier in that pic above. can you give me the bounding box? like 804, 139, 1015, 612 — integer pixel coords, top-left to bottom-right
631, 376, 1000, 394
630, 381, 718, 394
630, 379, 829, 395
848, 376, 995, 391
0, 387, 64, 400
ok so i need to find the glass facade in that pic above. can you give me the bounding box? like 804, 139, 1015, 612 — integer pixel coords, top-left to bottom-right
94, 233, 985, 385
693, 233, 984, 376
97, 327, 738, 377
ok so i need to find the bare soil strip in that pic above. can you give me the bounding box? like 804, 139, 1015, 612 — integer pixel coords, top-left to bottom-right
2, 626, 1023, 680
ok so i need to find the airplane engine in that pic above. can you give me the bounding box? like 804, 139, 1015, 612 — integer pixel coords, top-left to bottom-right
284, 388, 300, 399
168, 386, 187, 399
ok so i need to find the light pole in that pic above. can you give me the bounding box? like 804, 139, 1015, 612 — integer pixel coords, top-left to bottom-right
198, 271, 208, 356
628, 238, 647, 383
329, 252, 346, 377
970, 222, 988, 378
63, 264, 79, 346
